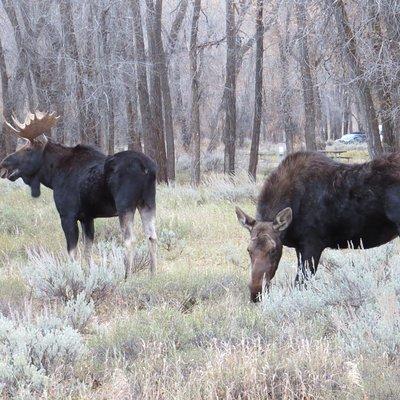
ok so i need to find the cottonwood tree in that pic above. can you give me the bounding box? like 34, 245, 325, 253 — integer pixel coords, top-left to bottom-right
248, 0, 264, 180
224, 0, 237, 174
190, 0, 202, 186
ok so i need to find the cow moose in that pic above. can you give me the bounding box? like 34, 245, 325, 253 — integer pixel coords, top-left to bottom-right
236, 151, 400, 302
0, 111, 157, 276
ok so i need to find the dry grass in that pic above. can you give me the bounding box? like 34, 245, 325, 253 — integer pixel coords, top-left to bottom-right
0, 163, 399, 399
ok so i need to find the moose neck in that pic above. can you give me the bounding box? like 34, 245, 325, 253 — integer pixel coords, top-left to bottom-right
36, 141, 73, 189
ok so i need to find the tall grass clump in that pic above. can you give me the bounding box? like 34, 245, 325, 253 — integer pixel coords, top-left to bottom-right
203, 171, 259, 202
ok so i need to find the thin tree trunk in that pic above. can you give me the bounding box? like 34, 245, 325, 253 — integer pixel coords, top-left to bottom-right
155, 0, 175, 181
331, 0, 382, 157
145, 0, 168, 183
369, 1, 396, 152
224, 0, 236, 174
168, 0, 189, 54
295, 1, 316, 151
0, 36, 14, 159
85, 4, 100, 148
100, 8, 115, 155
341, 90, 350, 136
207, 11, 277, 153
130, 0, 154, 157
248, 0, 264, 180
3, 0, 34, 111
59, 0, 88, 144
190, 0, 202, 186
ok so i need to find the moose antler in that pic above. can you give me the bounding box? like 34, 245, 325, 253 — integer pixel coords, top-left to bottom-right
5, 111, 59, 141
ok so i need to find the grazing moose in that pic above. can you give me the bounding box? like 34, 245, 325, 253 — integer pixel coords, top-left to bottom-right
236, 151, 400, 302
0, 111, 157, 275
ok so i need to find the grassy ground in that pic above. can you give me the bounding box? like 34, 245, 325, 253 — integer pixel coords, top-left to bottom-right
1, 150, 399, 399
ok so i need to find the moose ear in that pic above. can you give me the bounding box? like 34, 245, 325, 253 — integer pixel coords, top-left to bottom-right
273, 207, 292, 231
235, 206, 256, 231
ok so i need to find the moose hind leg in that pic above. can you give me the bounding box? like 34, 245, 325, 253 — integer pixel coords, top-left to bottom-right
61, 217, 79, 261
139, 206, 157, 275
81, 219, 94, 263
119, 211, 135, 279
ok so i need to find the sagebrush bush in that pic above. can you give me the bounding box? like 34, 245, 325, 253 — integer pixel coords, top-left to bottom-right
0, 309, 85, 398
22, 243, 125, 303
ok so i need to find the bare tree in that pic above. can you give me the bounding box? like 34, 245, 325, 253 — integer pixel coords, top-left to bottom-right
130, 0, 155, 156
0, 35, 14, 159
58, 0, 87, 143
100, 5, 116, 154
330, 0, 382, 157
190, 0, 202, 186
277, 10, 295, 153
295, 0, 316, 151
145, 0, 168, 183
248, 0, 264, 180
224, 0, 237, 174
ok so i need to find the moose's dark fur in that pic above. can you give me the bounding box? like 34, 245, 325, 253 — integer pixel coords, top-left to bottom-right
237, 151, 400, 301
0, 139, 157, 274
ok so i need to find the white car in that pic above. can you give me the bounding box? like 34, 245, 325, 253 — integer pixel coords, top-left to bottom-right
336, 132, 367, 144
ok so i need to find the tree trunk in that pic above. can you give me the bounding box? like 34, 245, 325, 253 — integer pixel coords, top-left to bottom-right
145, 0, 168, 183
224, 0, 237, 174
3, 0, 34, 112
100, 8, 115, 155
369, 1, 396, 152
190, 0, 202, 186
130, 0, 154, 157
295, 1, 317, 151
154, 0, 176, 181
0, 36, 15, 159
341, 90, 350, 137
59, 0, 87, 143
331, 0, 382, 157
248, 0, 264, 180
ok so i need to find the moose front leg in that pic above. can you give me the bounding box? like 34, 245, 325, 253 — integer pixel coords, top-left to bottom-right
118, 210, 136, 279
81, 218, 94, 263
295, 244, 323, 287
139, 206, 157, 275
61, 217, 79, 260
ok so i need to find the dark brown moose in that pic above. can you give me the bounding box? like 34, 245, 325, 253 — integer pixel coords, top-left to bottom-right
0, 111, 157, 276
237, 151, 400, 302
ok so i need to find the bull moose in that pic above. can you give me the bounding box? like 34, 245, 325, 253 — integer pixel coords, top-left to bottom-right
0, 111, 157, 275
236, 151, 400, 302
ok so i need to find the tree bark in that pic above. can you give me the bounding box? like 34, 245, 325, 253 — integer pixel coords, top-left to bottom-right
145, 0, 168, 183
0, 36, 15, 159
295, 1, 317, 151
277, 33, 295, 152
248, 0, 264, 180
224, 0, 237, 174
130, 0, 154, 157
341, 90, 350, 137
59, 0, 88, 144
154, 0, 176, 181
331, 0, 382, 157
100, 8, 116, 155
190, 0, 202, 186
369, 1, 396, 152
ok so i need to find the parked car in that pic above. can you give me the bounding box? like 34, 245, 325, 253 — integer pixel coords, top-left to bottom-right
335, 132, 367, 145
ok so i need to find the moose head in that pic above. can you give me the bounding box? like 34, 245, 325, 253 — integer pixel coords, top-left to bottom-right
0, 111, 59, 197
236, 206, 293, 302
